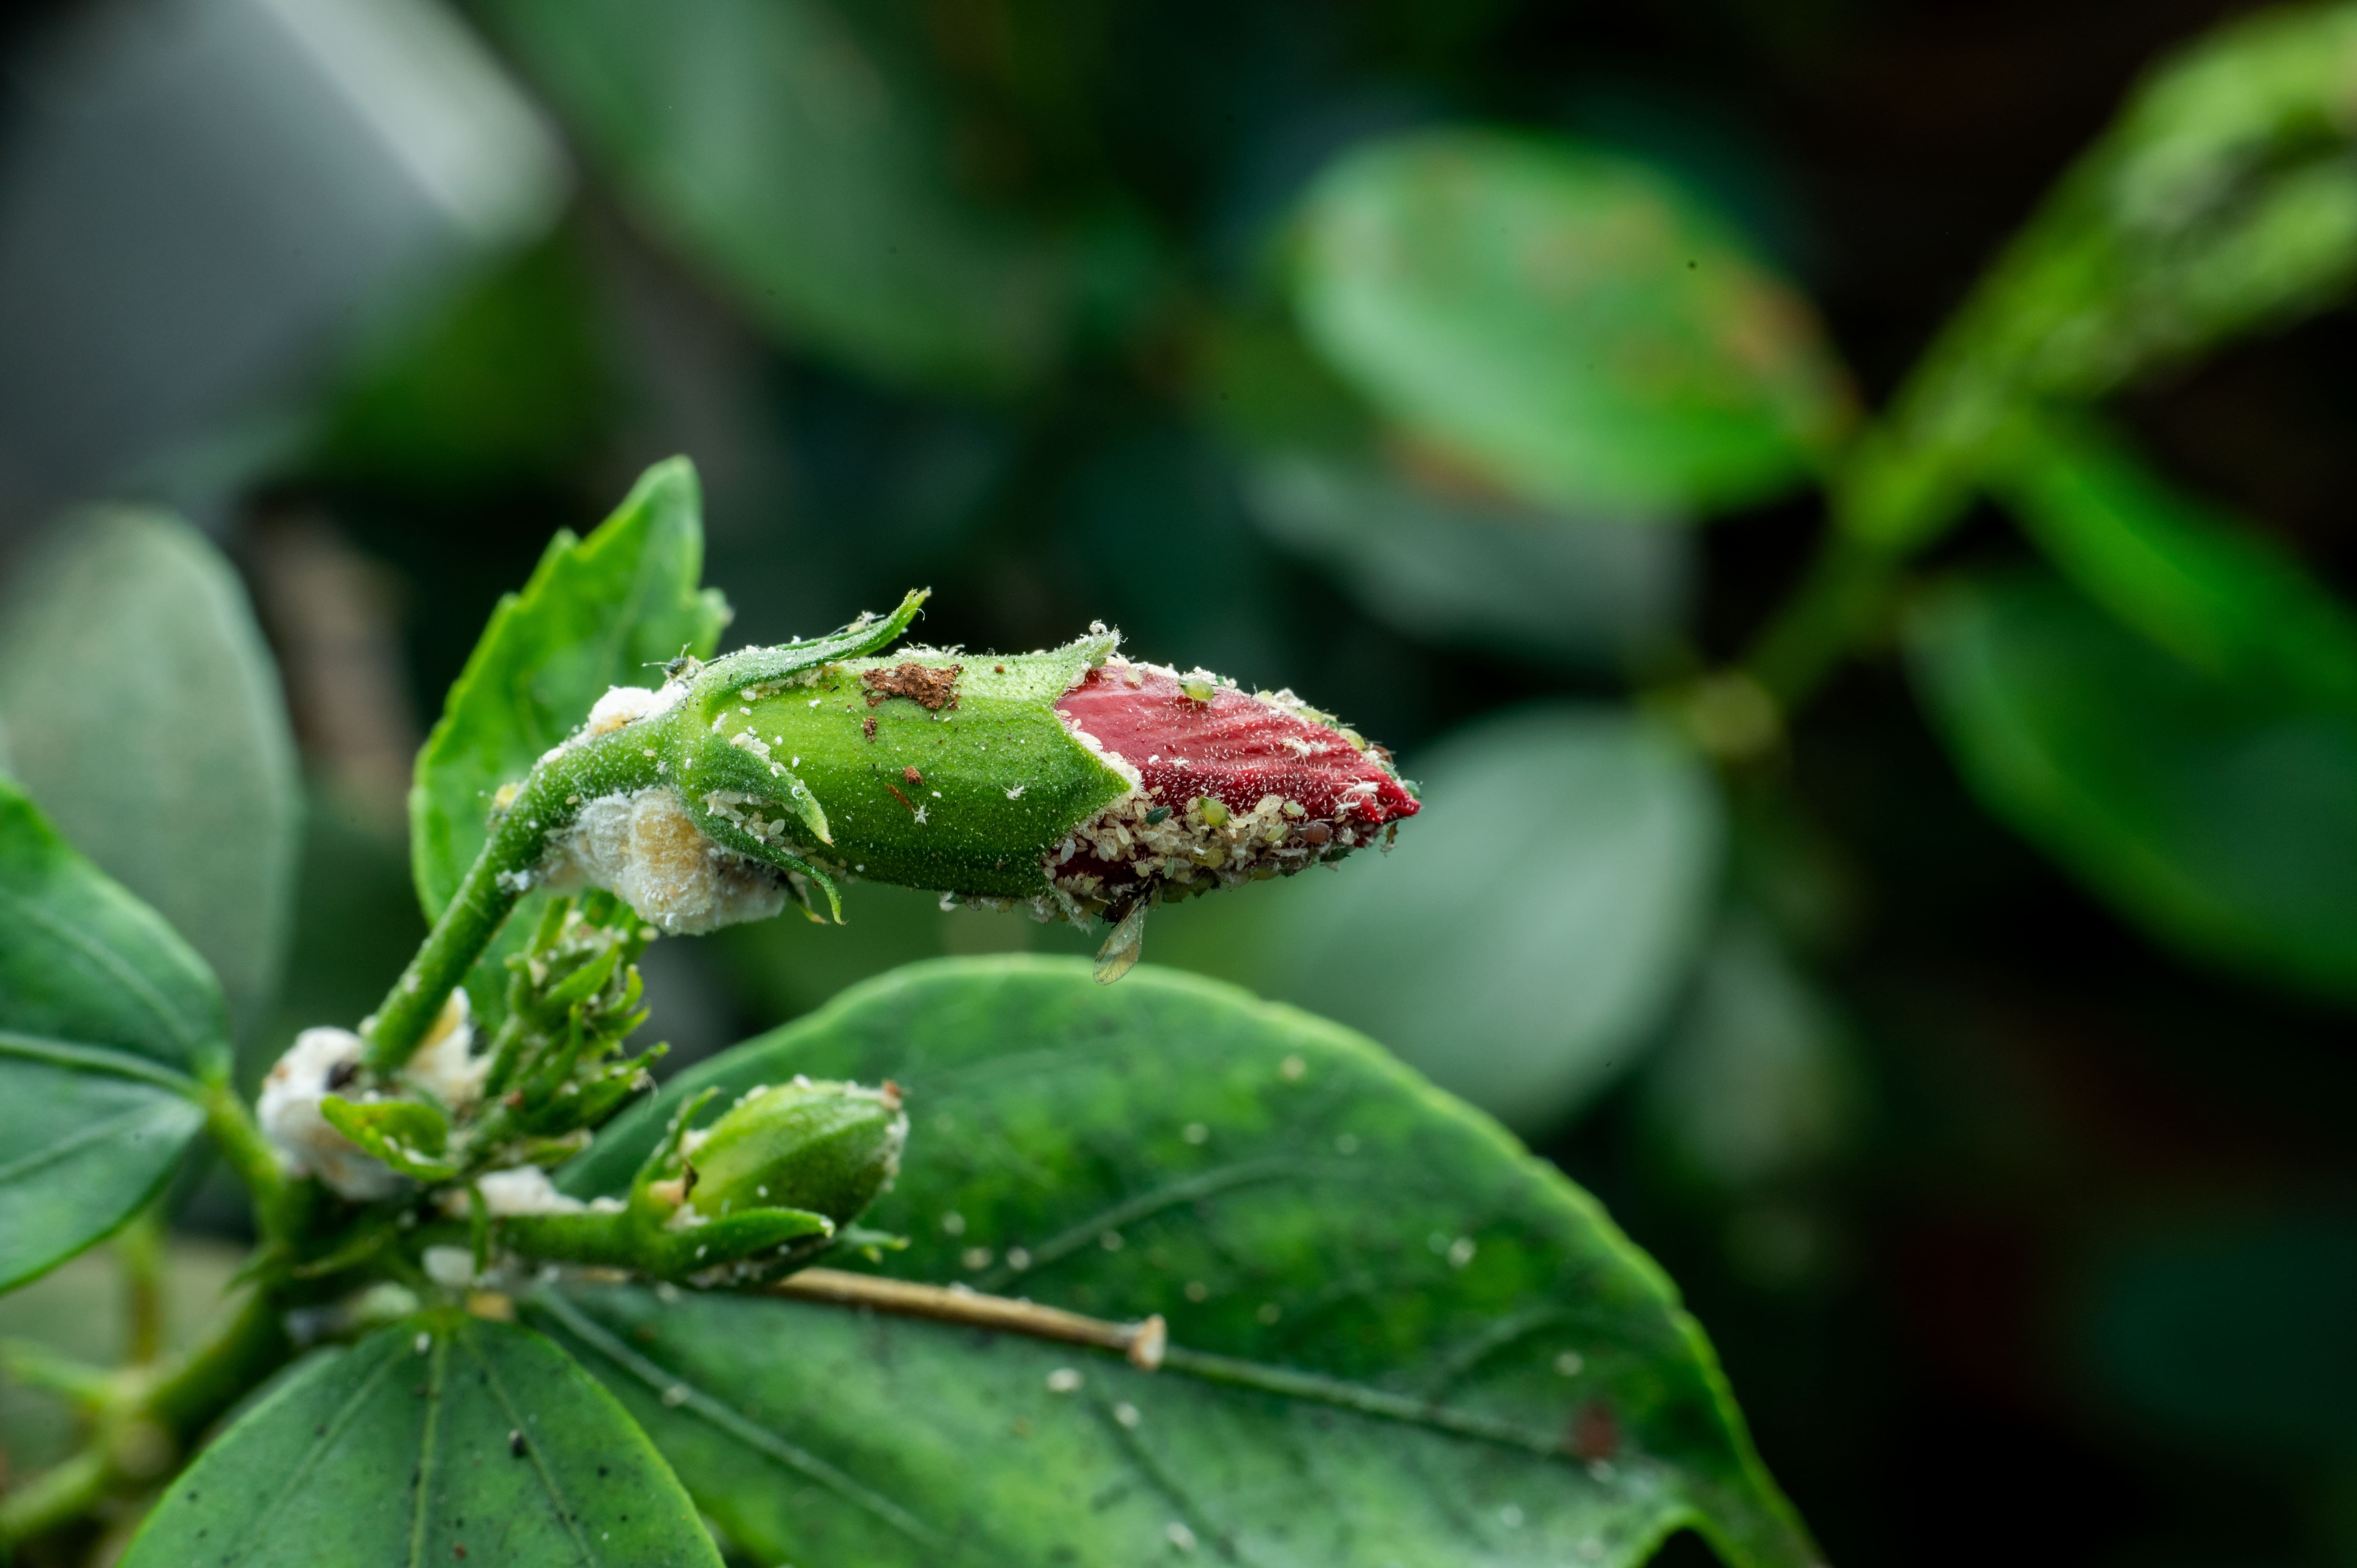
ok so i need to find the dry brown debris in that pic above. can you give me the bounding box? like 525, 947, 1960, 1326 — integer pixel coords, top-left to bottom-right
862, 662, 962, 711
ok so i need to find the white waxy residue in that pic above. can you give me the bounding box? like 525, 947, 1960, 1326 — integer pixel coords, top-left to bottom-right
257, 1027, 402, 1201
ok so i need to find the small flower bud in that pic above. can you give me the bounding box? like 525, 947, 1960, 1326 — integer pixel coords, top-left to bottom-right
681, 1079, 907, 1231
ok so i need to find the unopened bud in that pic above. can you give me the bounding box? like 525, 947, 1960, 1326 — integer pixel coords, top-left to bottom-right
641, 615, 1418, 933
682, 1079, 906, 1231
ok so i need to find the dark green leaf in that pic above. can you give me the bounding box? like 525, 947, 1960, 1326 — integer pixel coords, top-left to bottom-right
1990, 414, 2357, 703
0, 1049, 204, 1292
482, 0, 1070, 394
1849, 6, 2357, 546
0, 509, 299, 1038
550, 957, 1813, 1568
120, 1312, 722, 1568
0, 778, 221, 1289
0, 776, 226, 1072
1290, 128, 1851, 516
1152, 706, 1724, 1134
1910, 570, 2357, 1003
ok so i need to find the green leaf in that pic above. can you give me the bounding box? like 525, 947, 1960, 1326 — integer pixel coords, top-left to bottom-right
0, 776, 226, 1072
410, 458, 729, 1015
0, 1049, 204, 1293
481, 0, 1069, 394
1848, 5, 2357, 546
0, 778, 222, 1289
1910, 569, 2357, 1003
549, 957, 1813, 1568
120, 1312, 723, 1568
1290, 128, 1852, 517
1990, 414, 2357, 703
0, 509, 299, 1038
1153, 706, 1725, 1135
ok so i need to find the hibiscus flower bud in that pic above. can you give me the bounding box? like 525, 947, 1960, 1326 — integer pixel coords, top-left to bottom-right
680, 1077, 907, 1232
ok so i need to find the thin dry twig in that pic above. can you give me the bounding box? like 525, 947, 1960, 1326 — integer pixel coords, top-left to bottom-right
764, 1267, 1168, 1370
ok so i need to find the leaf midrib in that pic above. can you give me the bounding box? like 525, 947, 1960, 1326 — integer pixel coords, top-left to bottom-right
531, 1291, 948, 1554
0, 1096, 197, 1187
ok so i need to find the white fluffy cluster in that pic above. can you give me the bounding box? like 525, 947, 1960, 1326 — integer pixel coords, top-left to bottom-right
258, 1026, 400, 1200
257, 992, 482, 1201
539, 787, 788, 934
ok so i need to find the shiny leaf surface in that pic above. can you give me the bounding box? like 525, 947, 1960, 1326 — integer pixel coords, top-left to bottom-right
550, 957, 1813, 1568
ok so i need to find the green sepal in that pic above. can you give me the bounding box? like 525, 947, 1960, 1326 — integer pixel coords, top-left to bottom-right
674, 629, 1129, 906
320, 1095, 458, 1182
694, 588, 931, 699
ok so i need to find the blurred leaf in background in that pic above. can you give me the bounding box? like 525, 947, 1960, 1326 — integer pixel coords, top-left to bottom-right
0, 510, 299, 1039
1910, 569, 2357, 1004
1849, 4, 2357, 546
1639, 916, 1861, 1293
1290, 128, 1852, 518
1244, 450, 1692, 671
311, 230, 615, 494
1990, 414, 2357, 703
482, 0, 1078, 394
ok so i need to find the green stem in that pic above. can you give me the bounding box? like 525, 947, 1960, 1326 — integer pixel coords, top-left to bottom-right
1741, 531, 1908, 709
199, 1079, 297, 1245
0, 1446, 108, 1543
362, 808, 541, 1074
363, 731, 660, 1075
117, 1208, 167, 1365
143, 1286, 292, 1442
0, 1285, 290, 1549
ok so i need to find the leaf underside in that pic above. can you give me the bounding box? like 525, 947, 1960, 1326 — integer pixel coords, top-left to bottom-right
554, 957, 1816, 1568
120, 1312, 721, 1568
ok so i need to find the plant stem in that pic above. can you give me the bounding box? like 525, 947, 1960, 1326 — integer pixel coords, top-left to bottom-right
0, 1446, 108, 1543
362, 730, 662, 1075
198, 1079, 296, 1245
117, 1208, 166, 1365
362, 808, 540, 1074
0, 1287, 289, 1549
1741, 531, 1909, 709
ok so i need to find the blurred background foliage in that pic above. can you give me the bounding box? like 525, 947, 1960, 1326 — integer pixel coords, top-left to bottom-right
6, 0, 2357, 1563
